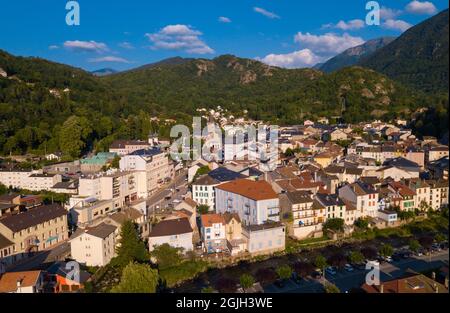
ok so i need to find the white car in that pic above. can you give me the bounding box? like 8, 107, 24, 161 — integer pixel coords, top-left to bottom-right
384, 256, 393, 263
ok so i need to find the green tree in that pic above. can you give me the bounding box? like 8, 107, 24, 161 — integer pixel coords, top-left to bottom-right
194, 166, 211, 181
349, 251, 365, 264
354, 218, 369, 230
323, 218, 345, 232
314, 255, 328, 273
110, 155, 121, 169
201, 286, 216, 293
435, 233, 446, 243
197, 204, 210, 215
408, 239, 421, 253
0, 183, 8, 195
276, 265, 292, 280
239, 274, 255, 289
379, 244, 394, 257
111, 262, 158, 293
150, 243, 183, 270
59, 116, 92, 158
113, 220, 149, 268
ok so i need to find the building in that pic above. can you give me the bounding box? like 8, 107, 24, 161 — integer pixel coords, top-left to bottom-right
0, 204, 68, 262
70, 223, 117, 267
339, 182, 379, 218
46, 261, 91, 293
427, 146, 449, 162
200, 214, 227, 254
242, 222, 285, 256
0, 270, 44, 293
148, 218, 193, 252
192, 167, 245, 210
68, 198, 115, 227
109, 140, 151, 156
223, 213, 246, 255
119, 148, 173, 198
315, 193, 347, 222
0, 169, 62, 192
427, 180, 449, 210
0, 233, 14, 273
215, 179, 280, 226
361, 272, 447, 293
80, 152, 117, 173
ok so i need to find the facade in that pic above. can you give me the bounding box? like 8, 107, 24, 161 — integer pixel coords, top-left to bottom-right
0, 169, 62, 192
69, 198, 115, 227
215, 179, 280, 226
109, 140, 151, 156
0, 204, 68, 262
148, 218, 193, 252
70, 223, 117, 267
242, 223, 285, 256
200, 214, 227, 254
0, 270, 44, 293
339, 182, 379, 218
119, 148, 173, 198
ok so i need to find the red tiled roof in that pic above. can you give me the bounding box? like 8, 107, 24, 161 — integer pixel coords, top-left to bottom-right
216, 179, 277, 201
201, 214, 225, 227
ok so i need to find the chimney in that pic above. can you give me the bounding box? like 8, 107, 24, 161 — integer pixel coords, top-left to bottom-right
380, 284, 384, 293
445, 277, 449, 289
16, 279, 22, 288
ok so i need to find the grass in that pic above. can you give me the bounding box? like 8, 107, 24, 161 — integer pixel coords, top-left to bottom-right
159, 260, 210, 288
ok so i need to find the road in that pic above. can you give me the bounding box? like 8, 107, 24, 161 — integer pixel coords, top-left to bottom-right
146, 169, 189, 213
7, 241, 71, 272
265, 250, 449, 293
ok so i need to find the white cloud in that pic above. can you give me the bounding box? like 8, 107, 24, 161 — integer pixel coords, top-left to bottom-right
88, 56, 131, 63
257, 49, 325, 69
380, 6, 403, 20
48, 45, 59, 50
63, 40, 109, 53
119, 42, 134, 49
254, 7, 280, 19
294, 32, 365, 55
323, 19, 365, 30
218, 16, 232, 23
406, 1, 437, 15
145, 24, 214, 54
383, 19, 413, 32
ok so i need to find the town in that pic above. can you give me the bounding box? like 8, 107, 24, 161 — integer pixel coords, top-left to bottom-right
0, 110, 448, 294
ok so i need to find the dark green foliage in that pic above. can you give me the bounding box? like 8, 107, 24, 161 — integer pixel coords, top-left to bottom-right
360, 9, 449, 94
150, 243, 183, 270
323, 218, 345, 232
197, 204, 210, 215
276, 265, 292, 280
111, 262, 158, 293
113, 220, 149, 268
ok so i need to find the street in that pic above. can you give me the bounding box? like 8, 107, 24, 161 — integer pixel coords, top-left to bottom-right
264, 250, 449, 293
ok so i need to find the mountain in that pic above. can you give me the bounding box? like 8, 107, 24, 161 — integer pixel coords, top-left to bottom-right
318, 37, 395, 73
128, 57, 193, 72
0, 50, 441, 157
360, 9, 449, 94
91, 68, 118, 76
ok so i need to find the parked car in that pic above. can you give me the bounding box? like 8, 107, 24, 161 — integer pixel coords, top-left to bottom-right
325, 267, 337, 276
392, 254, 402, 262
401, 252, 412, 259
431, 243, 442, 252
344, 264, 354, 272
384, 256, 393, 263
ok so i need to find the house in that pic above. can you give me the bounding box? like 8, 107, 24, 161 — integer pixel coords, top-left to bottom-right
404, 179, 431, 210
45, 152, 62, 161
0, 270, 44, 293
104, 207, 149, 239
338, 182, 378, 218
46, 261, 91, 293
200, 214, 227, 254
192, 167, 246, 210
281, 191, 322, 240
329, 129, 348, 142
0, 204, 69, 262
427, 156, 449, 180
377, 210, 398, 227
80, 152, 117, 173
70, 223, 117, 267
148, 218, 193, 252
315, 193, 347, 223
242, 222, 285, 256
215, 179, 280, 226
427, 146, 449, 162
386, 181, 417, 211
187, 159, 210, 183
69, 198, 115, 227
376, 164, 419, 181
313, 152, 335, 168
361, 272, 447, 293
223, 213, 246, 256
427, 180, 449, 210
109, 140, 151, 156
0, 234, 14, 273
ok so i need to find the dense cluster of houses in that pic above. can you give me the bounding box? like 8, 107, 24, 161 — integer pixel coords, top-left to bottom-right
0, 117, 449, 292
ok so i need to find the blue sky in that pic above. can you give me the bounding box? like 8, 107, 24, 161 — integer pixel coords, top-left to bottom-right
0, 0, 448, 71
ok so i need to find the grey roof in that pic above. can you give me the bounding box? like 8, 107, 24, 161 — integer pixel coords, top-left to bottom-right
149, 218, 192, 237
286, 191, 313, 204
315, 193, 345, 207
85, 223, 117, 239
208, 167, 245, 182
129, 147, 163, 157
244, 222, 284, 232
0, 204, 67, 233
384, 157, 420, 171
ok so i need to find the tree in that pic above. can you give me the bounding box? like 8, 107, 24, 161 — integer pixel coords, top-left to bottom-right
324, 283, 341, 293
293, 262, 314, 278
197, 204, 210, 215
113, 220, 149, 268
328, 253, 347, 269
194, 166, 210, 181
0, 183, 8, 195
239, 274, 255, 289
408, 239, 421, 253
419, 236, 434, 251
215, 278, 238, 293
314, 255, 328, 272
201, 286, 216, 293
150, 243, 183, 270
276, 265, 292, 280
111, 262, 158, 293
59, 115, 92, 158
354, 218, 369, 230
323, 218, 345, 232
110, 155, 121, 169
379, 244, 394, 257
434, 233, 446, 243
361, 247, 378, 260
349, 251, 365, 264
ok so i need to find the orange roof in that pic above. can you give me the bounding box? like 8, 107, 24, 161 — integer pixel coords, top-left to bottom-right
0, 271, 42, 293
216, 179, 278, 201
201, 214, 225, 227
362, 273, 447, 293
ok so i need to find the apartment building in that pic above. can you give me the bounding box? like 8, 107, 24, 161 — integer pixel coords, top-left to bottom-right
148, 218, 193, 252
242, 222, 285, 256
70, 223, 117, 267
0, 204, 68, 264
339, 182, 379, 218
68, 198, 115, 227
0, 169, 62, 191
119, 148, 173, 198
215, 179, 280, 226
427, 146, 449, 162
200, 214, 227, 254
109, 140, 151, 156
427, 180, 449, 210
77, 170, 138, 210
